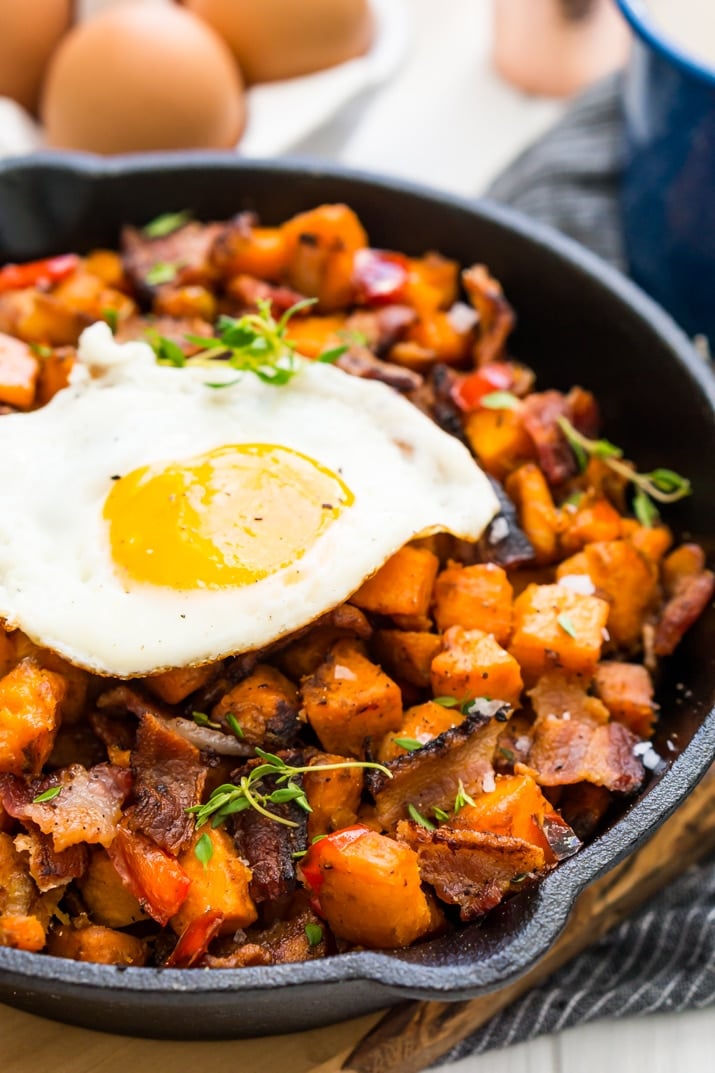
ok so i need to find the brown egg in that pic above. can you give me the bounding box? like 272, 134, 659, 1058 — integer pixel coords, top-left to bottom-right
184, 0, 374, 85
41, 5, 246, 154
0, 0, 72, 115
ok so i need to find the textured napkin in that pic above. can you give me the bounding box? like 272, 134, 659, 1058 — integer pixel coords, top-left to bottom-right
444, 76, 715, 1058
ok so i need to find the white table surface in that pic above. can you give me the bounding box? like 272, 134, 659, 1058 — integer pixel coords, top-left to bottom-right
2, 2, 714, 1068
286, 1, 715, 1069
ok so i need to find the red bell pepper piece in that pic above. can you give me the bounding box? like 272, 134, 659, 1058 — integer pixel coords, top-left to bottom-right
0, 253, 79, 293
107, 822, 190, 926
353, 248, 409, 305
164, 909, 225, 968
450, 361, 516, 412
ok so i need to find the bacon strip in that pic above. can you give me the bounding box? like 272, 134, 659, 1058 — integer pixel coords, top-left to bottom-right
14, 827, 89, 892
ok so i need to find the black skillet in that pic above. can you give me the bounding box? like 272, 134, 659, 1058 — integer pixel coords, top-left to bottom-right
0, 154, 713, 1039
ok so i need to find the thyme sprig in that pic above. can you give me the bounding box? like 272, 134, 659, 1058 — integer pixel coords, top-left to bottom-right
187, 748, 392, 831
149, 298, 347, 388
557, 416, 691, 524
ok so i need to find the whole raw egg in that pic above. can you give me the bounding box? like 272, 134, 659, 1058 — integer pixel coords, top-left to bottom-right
184, 0, 375, 84
41, 4, 246, 154
0, 0, 72, 115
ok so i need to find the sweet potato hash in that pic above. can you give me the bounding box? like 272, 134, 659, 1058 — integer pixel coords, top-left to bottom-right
0, 203, 711, 968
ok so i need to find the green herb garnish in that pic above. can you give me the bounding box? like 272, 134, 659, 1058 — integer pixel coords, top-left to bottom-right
433, 696, 461, 709
32, 786, 62, 804
192, 710, 222, 730
305, 923, 324, 948
143, 210, 192, 238
145, 329, 186, 367
407, 803, 436, 831
194, 831, 214, 870
187, 749, 391, 831
393, 737, 423, 752
453, 779, 476, 816
30, 342, 53, 359
557, 417, 691, 522
480, 391, 520, 411
432, 806, 451, 823
145, 261, 180, 286
225, 713, 244, 739
102, 308, 118, 333
557, 613, 577, 639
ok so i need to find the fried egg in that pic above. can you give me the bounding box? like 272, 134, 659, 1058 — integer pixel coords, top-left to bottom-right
0, 324, 499, 676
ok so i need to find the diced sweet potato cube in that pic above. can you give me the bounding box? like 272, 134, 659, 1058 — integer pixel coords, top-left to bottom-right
0, 658, 65, 775
352, 546, 439, 620
509, 584, 609, 681
299, 825, 434, 948
46, 923, 147, 966
281, 203, 367, 312
0, 914, 46, 951
153, 284, 216, 322
286, 314, 347, 359
84, 249, 125, 287
405, 253, 459, 312
593, 662, 656, 738
378, 700, 463, 762
79, 849, 148, 929
451, 773, 561, 863
464, 406, 533, 480
662, 543, 705, 593
223, 226, 287, 281
431, 626, 523, 707
405, 310, 473, 365
583, 540, 659, 650
304, 752, 364, 840
146, 664, 216, 705
372, 629, 442, 688
559, 497, 623, 555
0, 332, 39, 409
211, 664, 299, 745
301, 640, 402, 757
171, 827, 257, 937
433, 561, 513, 644
505, 464, 560, 564
36, 347, 75, 405
11, 636, 88, 724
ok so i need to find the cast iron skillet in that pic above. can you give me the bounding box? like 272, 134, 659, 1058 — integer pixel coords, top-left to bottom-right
0, 154, 713, 1039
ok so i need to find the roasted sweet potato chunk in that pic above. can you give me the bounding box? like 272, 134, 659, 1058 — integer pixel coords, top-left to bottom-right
302, 640, 402, 757
79, 848, 147, 929
431, 626, 523, 707
378, 701, 463, 763
509, 584, 609, 681
433, 561, 514, 644
211, 664, 300, 749
0, 659, 66, 776
505, 464, 560, 564
0, 331, 39, 409
300, 825, 433, 948
281, 204, 367, 311
304, 753, 364, 840
582, 540, 659, 651
352, 546, 439, 620
593, 662, 656, 738
47, 923, 147, 966
171, 827, 257, 937
146, 664, 217, 705
464, 406, 533, 480
372, 629, 442, 689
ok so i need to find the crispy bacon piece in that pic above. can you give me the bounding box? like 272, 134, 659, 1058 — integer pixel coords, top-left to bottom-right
336, 345, 422, 393
463, 264, 515, 366
106, 820, 190, 926
367, 702, 510, 830
121, 221, 221, 296
0, 763, 131, 852
0, 830, 61, 949
654, 544, 715, 657
519, 716, 643, 793
14, 827, 88, 892
204, 899, 327, 968
165, 909, 225, 968
232, 764, 307, 904
225, 274, 306, 315
114, 313, 213, 356
346, 305, 416, 356
521, 388, 600, 486
127, 712, 207, 856
398, 820, 545, 921
557, 782, 613, 842
478, 474, 536, 569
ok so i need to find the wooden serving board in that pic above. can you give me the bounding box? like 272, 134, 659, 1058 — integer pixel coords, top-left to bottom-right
4, 766, 715, 1073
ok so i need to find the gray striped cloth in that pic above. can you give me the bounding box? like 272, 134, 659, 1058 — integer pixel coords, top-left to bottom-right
445, 76, 715, 1058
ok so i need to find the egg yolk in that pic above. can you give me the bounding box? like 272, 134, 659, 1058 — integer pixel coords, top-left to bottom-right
103, 443, 353, 590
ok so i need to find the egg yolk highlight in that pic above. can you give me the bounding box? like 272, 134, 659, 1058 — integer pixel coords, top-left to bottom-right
103, 444, 353, 590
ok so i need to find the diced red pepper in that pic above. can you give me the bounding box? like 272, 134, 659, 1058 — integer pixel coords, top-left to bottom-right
353, 248, 409, 305
298, 824, 371, 899
165, 908, 224, 968
106, 822, 190, 926
451, 362, 515, 412
0, 254, 79, 293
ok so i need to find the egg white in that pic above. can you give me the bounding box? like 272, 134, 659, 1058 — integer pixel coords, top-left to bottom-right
0, 324, 499, 676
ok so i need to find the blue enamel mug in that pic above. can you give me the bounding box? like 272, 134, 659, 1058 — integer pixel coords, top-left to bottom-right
617, 0, 715, 344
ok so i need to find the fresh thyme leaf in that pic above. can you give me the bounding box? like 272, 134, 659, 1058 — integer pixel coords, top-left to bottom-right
101, 308, 118, 333
557, 417, 691, 506
145, 330, 186, 367
253, 746, 286, 767
143, 210, 192, 238
311, 833, 328, 844
317, 345, 348, 364
432, 806, 450, 823
408, 803, 436, 831
453, 779, 476, 816
633, 487, 660, 528
192, 710, 221, 730
557, 613, 577, 639
562, 490, 585, 508
433, 696, 461, 708
30, 342, 53, 359
393, 737, 424, 752
194, 831, 213, 870
498, 746, 515, 762
480, 390, 520, 411
32, 786, 62, 804
305, 923, 324, 948
225, 713, 244, 739
145, 261, 179, 286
